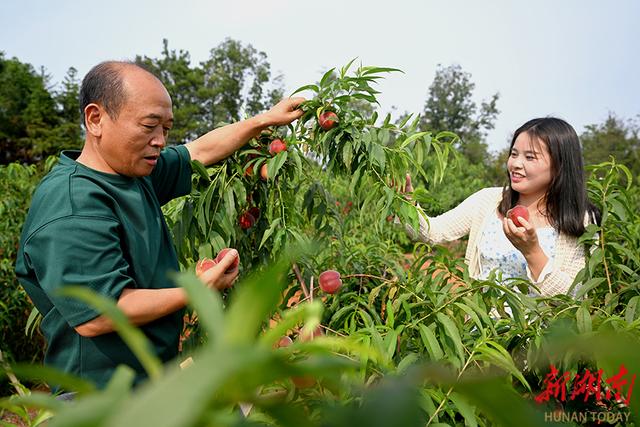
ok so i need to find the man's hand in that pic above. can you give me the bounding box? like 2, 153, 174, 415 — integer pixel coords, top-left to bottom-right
258, 97, 306, 127
197, 249, 240, 290
186, 97, 305, 167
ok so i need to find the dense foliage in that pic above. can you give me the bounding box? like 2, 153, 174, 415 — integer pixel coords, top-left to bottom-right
1, 46, 639, 426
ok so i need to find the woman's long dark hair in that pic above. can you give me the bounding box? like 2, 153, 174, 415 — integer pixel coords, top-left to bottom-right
498, 117, 600, 237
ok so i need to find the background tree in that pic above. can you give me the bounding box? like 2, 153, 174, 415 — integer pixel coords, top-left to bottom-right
420, 64, 499, 165
413, 64, 503, 213
136, 40, 207, 145
51, 66, 83, 147
0, 53, 58, 163
581, 113, 640, 176
0, 54, 82, 164
137, 39, 285, 145
200, 38, 284, 126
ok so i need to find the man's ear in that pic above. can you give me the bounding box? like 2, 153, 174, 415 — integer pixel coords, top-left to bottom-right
84, 104, 104, 137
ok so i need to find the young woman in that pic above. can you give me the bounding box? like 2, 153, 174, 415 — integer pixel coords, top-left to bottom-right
407, 117, 600, 296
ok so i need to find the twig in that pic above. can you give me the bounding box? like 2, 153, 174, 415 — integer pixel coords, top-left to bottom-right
342, 273, 391, 282
309, 276, 314, 302
426, 348, 477, 426
292, 263, 310, 300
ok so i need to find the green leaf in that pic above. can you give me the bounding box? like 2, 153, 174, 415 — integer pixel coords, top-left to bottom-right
418, 324, 444, 360
461, 296, 497, 335
473, 341, 530, 390
10, 364, 96, 396
453, 376, 546, 427
399, 131, 430, 149
449, 392, 478, 427
290, 84, 319, 96
369, 143, 385, 171
190, 160, 210, 181
48, 366, 135, 427
397, 353, 420, 374
360, 66, 403, 75
384, 329, 398, 360
454, 302, 485, 337
436, 313, 465, 362
319, 67, 336, 87
625, 296, 640, 324
576, 303, 592, 334
223, 185, 235, 219
25, 307, 41, 337
342, 140, 353, 169
259, 301, 323, 348
267, 151, 288, 180
259, 218, 282, 250
340, 58, 358, 77
106, 347, 285, 427
397, 113, 414, 129
351, 92, 377, 103
385, 300, 394, 328
0, 392, 61, 413
575, 277, 606, 299
170, 272, 224, 348
349, 166, 363, 195
222, 256, 291, 346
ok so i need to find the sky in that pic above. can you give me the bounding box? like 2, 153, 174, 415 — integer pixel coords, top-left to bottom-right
1, 0, 638, 153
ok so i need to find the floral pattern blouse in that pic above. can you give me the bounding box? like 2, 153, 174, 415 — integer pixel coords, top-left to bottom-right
478, 212, 558, 282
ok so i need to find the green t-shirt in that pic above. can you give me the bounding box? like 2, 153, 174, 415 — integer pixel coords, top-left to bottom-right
15, 145, 192, 389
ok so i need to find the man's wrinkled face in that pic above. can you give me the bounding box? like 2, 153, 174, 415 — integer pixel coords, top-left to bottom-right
98, 68, 173, 177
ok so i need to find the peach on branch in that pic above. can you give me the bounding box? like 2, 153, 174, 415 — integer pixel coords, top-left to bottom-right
318, 270, 342, 294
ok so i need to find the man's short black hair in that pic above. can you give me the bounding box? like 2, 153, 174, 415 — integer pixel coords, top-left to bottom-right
79, 61, 155, 121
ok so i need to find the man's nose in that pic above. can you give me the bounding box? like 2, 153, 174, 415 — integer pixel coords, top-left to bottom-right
150, 132, 166, 149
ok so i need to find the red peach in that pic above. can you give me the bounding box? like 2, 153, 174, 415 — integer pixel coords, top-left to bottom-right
318, 270, 342, 294
276, 336, 293, 348
268, 139, 287, 155
260, 164, 269, 181
239, 212, 256, 230
318, 111, 338, 130
508, 205, 529, 227
196, 258, 216, 276
214, 248, 239, 274
248, 207, 261, 220
291, 375, 316, 389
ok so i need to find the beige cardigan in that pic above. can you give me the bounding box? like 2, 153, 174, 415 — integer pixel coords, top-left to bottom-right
408, 187, 586, 296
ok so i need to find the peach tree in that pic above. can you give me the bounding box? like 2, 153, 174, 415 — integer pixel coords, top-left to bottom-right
164, 60, 456, 277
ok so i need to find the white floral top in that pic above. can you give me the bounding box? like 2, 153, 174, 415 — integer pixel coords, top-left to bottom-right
408, 187, 589, 296
478, 211, 558, 282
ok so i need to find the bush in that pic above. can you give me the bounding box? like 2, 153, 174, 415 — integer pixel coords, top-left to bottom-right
0, 161, 48, 395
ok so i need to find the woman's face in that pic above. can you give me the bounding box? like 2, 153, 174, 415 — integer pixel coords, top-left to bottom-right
507, 131, 553, 201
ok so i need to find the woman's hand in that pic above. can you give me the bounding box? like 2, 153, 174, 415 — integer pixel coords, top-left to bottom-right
502, 216, 540, 255
502, 216, 549, 280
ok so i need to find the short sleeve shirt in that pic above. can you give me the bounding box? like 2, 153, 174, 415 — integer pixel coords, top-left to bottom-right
15, 145, 192, 389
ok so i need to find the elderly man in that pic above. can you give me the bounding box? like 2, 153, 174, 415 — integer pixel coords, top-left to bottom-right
15, 61, 304, 389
